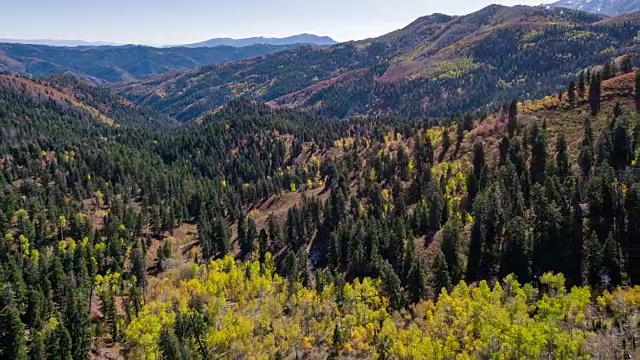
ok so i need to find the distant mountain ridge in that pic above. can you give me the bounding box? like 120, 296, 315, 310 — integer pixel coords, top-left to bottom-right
548, 0, 640, 16
118, 5, 640, 121
0, 38, 123, 47
0, 43, 294, 83
181, 34, 337, 47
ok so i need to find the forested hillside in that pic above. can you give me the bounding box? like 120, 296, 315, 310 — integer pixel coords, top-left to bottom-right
0, 32, 639, 357
118, 5, 640, 121
0, 43, 293, 83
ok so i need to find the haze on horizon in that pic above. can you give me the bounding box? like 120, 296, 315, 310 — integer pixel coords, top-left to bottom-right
1, 0, 542, 45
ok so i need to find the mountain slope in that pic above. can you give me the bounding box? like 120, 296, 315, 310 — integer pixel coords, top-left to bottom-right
0, 43, 293, 83
117, 5, 639, 121
182, 34, 337, 47
0, 74, 176, 128
548, 0, 640, 16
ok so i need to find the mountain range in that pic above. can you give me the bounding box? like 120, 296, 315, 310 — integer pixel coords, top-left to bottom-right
548, 0, 640, 16
0, 43, 293, 83
180, 34, 337, 47
117, 5, 640, 121
0, 38, 123, 47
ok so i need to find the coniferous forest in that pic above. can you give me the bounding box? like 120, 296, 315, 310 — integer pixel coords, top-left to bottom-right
1, 5, 640, 360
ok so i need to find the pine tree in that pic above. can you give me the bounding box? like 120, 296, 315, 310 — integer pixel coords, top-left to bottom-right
440, 219, 463, 284
578, 71, 586, 99
567, 81, 576, 105
406, 255, 428, 302
212, 216, 231, 257
433, 250, 452, 296
579, 119, 594, 178
197, 207, 213, 259
427, 181, 445, 231
0, 303, 28, 360
267, 214, 282, 251
501, 216, 531, 282
237, 213, 246, 249
52, 326, 73, 360
29, 331, 46, 360
602, 60, 614, 80
507, 99, 518, 135
585, 232, 603, 288
330, 324, 344, 358
556, 134, 570, 178
620, 55, 632, 73
380, 262, 406, 310
472, 141, 485, 181
531, 184, 562, 276
159, 328, 186, 360
529, 124, 547, 185
241, 218, 257, 258
65, 291, 93, 360
258, 229, 269, 263
589, 73, 602, 116
611, 119, 631, 170
602, 232, 625, 288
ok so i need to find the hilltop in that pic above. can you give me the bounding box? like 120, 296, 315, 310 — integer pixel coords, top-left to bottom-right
117, 5, 640, 121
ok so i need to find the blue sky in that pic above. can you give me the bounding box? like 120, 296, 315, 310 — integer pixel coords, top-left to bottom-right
1, 0, 542, 45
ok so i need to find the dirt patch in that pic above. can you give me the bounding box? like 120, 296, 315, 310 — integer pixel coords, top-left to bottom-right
90, 340, 125, 360
378, 61, 423, 83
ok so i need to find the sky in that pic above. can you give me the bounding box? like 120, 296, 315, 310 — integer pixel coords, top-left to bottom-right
1, 0, 543, 45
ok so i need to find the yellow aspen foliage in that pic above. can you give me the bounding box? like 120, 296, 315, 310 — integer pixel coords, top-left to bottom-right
127, 255, 613, 359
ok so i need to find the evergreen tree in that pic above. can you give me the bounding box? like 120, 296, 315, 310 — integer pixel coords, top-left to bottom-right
440, 219, 463, 284
197, 207, 213, 259
212, 216, 231, 257
602, 232, 625, 288
472, 141, 485, 181
433, 250, 452, 296
507, 99, 518, 135
266, 214, 282, 251
579, 119, 594, 178
0, 303, 28, 360
330, 324, 344, 358
611, 119, 631, 170
258, 229, 269, 263
241, 218, 257, 258
556, 134, 570, 178
529, 124, 547, 185
585, 232, 603, 288
531, 184, 562, 276
159, 328, 186, 360
567, 81, 576, 105
131, 246, 147, 288
589, 73, 602, 116
29, 331, 46, 360
501, 216, 531, 282
406, 255, 428, 302
380, 262, 406, 310
577, 71, 586, 99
